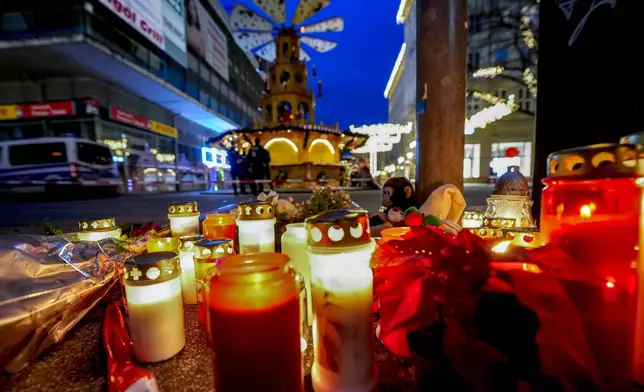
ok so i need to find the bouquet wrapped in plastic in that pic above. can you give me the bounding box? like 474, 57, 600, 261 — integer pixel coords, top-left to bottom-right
372, 225, 604, 391
0, 234, 131, 373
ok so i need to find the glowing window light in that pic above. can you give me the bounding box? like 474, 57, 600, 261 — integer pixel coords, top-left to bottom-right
264, 137, 299, 152
383, 43, 407, 98
201, 147, 230, 169
309, 139, 335, 154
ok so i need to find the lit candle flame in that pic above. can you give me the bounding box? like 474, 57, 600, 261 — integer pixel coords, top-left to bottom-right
579, 203, 596, 219
491, 240, 512, 254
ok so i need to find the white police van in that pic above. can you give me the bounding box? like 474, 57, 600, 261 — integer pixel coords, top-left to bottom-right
0, 137, 121, 195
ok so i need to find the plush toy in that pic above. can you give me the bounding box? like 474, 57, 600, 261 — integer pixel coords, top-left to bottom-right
369, 177, 416, 228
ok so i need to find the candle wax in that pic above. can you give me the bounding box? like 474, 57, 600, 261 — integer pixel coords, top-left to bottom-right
311, 268, 376, 391
126, 277, 185, 363
179, 250, 197, 304
170, 216, 200, 238
209, 298, 302, 392
237, 219, 275, 254
282, 226, 312, 326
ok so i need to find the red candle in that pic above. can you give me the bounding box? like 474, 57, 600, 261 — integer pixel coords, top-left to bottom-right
208, 253, 302, 392
203, 213, 236, 242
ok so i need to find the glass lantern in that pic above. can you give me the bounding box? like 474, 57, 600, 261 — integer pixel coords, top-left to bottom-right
77, 218, 121, 241
168, 201, 200, 238
177, 235, 203, 304
236, 201, 276, 254
307, 209, 378, 392
207, 253, 302, 392
123, 252, 185, 363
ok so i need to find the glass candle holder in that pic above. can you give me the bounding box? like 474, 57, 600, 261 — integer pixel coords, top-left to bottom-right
380, 227, 411, 243
168, 201, 200, 238
203, 213, 236, 243
178, 235, 203, 304
236, 201, 276, 254
123, 252, 185, 363
77, 218, 121, 241
461, 211, 483, 229
146, 237, 180, 253
281, 223, 312, 327
540, 144, 639, 390
307, 209, 378, 392
207, 253, 302, 392
194, 239, 235, 327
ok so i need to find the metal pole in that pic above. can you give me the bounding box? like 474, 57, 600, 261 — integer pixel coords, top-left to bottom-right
415, 0, 467, 205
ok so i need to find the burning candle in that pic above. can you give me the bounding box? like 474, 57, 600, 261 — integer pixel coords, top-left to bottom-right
207, 253, 302, 391
146, 237, 179, 253
281, 223, 312, 327
193, 239, 235, 327
77, 218, 121, 241
236, 201, 276, 254
307, 209, 378, 392
123, 252, 185, 363
203, 213, 236, 243
540, 144, 639, 390
168, 201, 200, 238
177, 235, 203, 304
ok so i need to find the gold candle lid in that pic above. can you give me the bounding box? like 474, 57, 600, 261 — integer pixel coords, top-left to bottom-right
306, 209, 371, 248
237, 201, 275, 220
481, 217, 516, 229
179, 235, 204, 250
193, 239, 235, 259
168, 201, 199, 216
124, 252, 179, 285
547, 143, 637, 179
78, 217, 116, 232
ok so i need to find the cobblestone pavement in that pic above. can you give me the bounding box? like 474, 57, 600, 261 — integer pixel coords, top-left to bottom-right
0, 185, 494, 235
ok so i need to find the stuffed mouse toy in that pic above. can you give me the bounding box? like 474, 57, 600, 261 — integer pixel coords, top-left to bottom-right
369, 177, 416, 228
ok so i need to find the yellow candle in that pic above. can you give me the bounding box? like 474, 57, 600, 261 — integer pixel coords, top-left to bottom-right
307, 210, 378, 392
146, 237, 179, 253
77, 217, 121, 241
168, 201, 200, 238
123, 252, 185, 363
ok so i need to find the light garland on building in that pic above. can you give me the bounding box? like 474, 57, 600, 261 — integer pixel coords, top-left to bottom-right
473, 66, 504, 78
383, 43, 407, 99
351, 122, 413, 174
396, 0, 413, 24
465, 94, 517, 135
523, 68, 538, 98
521, 16, 537, 49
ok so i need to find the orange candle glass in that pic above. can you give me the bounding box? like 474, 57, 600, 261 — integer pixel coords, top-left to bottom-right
203, 213, 236, 243
379, 227, 411, 243
207, 253, 302, 392
540, 144, 639, 391
193, 239, 235, 328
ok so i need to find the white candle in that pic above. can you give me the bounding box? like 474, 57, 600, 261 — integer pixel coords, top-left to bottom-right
77, 218, 121, 241
124, 252, 185, 363
281, 223, 312, 325
236, 201, 276, 254
178, 235, 203, 304
307, 210, 378, 392
168, 202, 200, 238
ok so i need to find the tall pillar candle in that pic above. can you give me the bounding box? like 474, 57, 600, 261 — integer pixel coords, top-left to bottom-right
307, 209, 377, 392
281, 223, 312, 327
177, 235, 203, 304
207, 253, 302, 392
193, 239, 235, 327
236, 201, 276, 254
123, 252, 185, 363
168, 201, 200, 238
77, 218, 121, 241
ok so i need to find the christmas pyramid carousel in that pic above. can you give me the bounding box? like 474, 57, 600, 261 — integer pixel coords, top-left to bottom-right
206, 0, 367, 188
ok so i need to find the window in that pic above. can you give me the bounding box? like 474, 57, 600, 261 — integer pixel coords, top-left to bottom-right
463, 144, 481, 178
9, 142, 67, 166
490, 141, 533, 177
77, 142, 113, 166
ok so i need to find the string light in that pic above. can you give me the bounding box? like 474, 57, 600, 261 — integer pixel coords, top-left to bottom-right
473, 66, 504, 78
396, 0, 413, 24
465, 94, 517, 135
384, 43, 407, 98
521, 16, 537, 49
523, 68, 538, 98
351, 122, 413, 175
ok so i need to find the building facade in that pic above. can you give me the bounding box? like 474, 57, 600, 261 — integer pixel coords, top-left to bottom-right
0, 0, 263, 191
385, 0, 536, 183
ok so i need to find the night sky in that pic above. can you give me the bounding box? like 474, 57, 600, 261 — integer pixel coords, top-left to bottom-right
220, 0, 403, 129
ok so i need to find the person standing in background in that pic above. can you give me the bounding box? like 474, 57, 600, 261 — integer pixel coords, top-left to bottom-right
248, 138, 266, 193
228, 147, 246, 195
261, 143, 273, 190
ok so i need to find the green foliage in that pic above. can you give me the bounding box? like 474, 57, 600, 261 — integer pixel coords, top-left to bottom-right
291, 186, 353, 221
404, 207, 419, 216
41, 218, 63, 236
422, 214, 443, 227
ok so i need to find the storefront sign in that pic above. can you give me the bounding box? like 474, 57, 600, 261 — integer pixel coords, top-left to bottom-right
97, 0, 165, 49
19, 101, 76, 118
0, 105, 19, 120
150, 120, 178, 139
110, 107, 150, 129
110, 107, 177, 139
